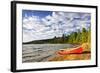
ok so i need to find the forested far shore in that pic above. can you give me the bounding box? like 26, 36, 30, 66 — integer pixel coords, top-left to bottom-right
23, 28, 91, 44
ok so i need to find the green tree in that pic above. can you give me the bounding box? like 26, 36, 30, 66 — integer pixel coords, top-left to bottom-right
82, 28, 87, 43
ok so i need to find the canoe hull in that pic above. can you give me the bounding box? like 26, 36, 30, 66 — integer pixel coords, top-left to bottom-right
57, 47, 83, 55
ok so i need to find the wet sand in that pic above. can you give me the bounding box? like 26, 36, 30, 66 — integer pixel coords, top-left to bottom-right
48, 52, 91, 61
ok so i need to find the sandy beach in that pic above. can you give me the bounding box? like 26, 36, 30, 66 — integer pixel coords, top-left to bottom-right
48, 52, 91, 61
48, 43, 91, 61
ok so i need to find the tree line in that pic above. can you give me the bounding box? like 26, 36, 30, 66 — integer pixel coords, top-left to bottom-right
23, 28, 91, 44
48, 28, 91, 44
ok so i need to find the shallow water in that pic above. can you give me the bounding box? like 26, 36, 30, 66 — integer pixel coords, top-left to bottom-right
22, 44, 78, 63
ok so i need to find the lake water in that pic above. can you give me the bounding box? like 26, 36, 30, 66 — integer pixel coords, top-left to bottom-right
22, 44, 78, 63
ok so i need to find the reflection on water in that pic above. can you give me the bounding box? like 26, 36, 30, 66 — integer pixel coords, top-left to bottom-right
22, 44, 78, 63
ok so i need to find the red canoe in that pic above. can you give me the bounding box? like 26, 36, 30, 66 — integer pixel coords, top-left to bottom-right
57, 47, 83, 55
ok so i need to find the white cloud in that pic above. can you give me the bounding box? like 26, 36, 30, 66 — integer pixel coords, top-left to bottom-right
23, 11, 91, 42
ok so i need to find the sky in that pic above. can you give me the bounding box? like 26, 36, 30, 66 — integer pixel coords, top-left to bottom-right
22, 10, 91, 42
